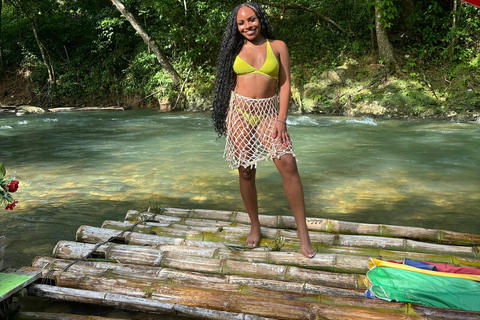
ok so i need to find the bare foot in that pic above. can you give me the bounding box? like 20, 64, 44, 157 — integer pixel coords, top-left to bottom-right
246, 223, 261, 247
297, 229, 316, 258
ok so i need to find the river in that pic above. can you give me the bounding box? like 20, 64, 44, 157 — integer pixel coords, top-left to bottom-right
1, 110, 479, 317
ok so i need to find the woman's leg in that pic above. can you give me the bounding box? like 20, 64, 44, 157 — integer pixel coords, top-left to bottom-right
225, 97, 261, 246
238, 166, 261, 246
274, 154, 316, 258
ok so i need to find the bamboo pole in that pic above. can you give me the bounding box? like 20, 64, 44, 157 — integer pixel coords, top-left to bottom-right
125, 208, 480, 246
27, 256, 365, 298
77, 226, 480, 268
25, 267, 363, 306
30, 273, 473, 320
107, 219, 480, 259
37, 274, 313, 320
25, 262, 480, 320
106, 220, 480, 258
16, 312, 126, 320
52, 241, 365, 288
92, 221, 480, 260
28, 284, 274, 320
102, 220, 224, 234
182, 218, 235, 228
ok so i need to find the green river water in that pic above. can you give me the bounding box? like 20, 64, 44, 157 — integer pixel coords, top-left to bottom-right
0, 109, 479, 318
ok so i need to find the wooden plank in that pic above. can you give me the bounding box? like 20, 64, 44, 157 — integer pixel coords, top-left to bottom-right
0, 270, 41, 301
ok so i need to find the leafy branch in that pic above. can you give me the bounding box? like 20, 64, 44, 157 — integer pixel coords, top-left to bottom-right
0, 162, 19, 210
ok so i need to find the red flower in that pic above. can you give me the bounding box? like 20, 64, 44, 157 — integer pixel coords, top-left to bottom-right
6, 180, 19, 193
5, 200, 18, 210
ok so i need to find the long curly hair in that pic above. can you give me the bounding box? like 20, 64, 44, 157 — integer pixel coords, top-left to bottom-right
212, 2, 275, 137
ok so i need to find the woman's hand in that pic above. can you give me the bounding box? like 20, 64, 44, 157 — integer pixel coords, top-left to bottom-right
273, 120, 291, 146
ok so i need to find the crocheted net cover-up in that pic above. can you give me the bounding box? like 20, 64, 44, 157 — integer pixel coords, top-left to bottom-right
224, 92, 295, 169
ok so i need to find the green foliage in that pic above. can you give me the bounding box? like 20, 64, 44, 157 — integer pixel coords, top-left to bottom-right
397, 0, 480, 65
147, 202, 164, 214
444, 63, 480, 111
0, 162, 19, 210
379, 81, 438, 116
376, 0, 399, 28
0, 0, 479, 113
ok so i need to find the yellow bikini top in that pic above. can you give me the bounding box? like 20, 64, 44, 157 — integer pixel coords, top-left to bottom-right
233, 40, 279, 80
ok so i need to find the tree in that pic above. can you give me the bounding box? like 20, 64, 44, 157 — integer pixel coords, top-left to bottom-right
5, 0, 55, 104
374, 0, 399, 73
256, 0, 347, 33
110, 0, 182, 86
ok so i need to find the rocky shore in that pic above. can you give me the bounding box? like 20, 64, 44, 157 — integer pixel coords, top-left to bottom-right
1, 61, 479, 122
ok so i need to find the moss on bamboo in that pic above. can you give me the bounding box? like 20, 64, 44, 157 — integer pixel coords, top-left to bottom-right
127, 208, 480, 246
99, 220, 480, 259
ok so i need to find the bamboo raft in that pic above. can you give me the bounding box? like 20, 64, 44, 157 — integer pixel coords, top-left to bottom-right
20, 207, 480, 320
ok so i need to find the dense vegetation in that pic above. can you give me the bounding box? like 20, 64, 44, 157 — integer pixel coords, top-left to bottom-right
1, 0, 479, 119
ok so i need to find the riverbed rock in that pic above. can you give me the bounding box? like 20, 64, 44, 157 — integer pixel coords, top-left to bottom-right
345, 100, 388, 117
17, 105, 45, 115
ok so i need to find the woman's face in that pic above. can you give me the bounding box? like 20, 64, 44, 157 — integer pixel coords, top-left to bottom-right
236, 6, 261, 41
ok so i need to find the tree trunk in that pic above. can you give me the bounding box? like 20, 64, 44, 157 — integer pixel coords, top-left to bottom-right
29, 19, 55, 99
448, 0, 458, 60
110, 0, 182, 86
374, 0, 398, 74
7, 0, 55, 103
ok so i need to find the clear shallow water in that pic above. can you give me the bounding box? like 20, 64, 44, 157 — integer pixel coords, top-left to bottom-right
1, 110, 479, 271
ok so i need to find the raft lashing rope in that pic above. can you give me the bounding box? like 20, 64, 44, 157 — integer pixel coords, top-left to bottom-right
40, 207, 166, 286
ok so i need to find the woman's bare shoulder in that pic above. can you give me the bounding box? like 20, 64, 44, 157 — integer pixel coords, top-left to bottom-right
268, 39, 289, 57
269, 39, 288, 49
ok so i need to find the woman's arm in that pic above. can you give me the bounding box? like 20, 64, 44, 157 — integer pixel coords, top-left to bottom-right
273, 40, 291, 145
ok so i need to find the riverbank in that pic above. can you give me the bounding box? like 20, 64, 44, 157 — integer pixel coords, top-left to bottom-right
1, 59, 479, 122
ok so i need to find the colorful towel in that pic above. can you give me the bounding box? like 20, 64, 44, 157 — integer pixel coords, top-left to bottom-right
424, 261, 480, 276
404, 258, 438, 271
369, 258, 480, 282
366, 258, 480, 311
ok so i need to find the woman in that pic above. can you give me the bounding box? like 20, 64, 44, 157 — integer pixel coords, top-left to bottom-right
212, 2, 316, 258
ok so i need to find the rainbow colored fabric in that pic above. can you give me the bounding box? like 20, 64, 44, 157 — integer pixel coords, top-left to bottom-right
365, 258, 480, 311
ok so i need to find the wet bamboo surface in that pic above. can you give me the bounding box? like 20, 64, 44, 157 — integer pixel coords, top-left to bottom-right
24, 207, 480, 320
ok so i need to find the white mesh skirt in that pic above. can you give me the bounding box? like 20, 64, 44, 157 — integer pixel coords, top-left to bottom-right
224, 92, 296, 169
